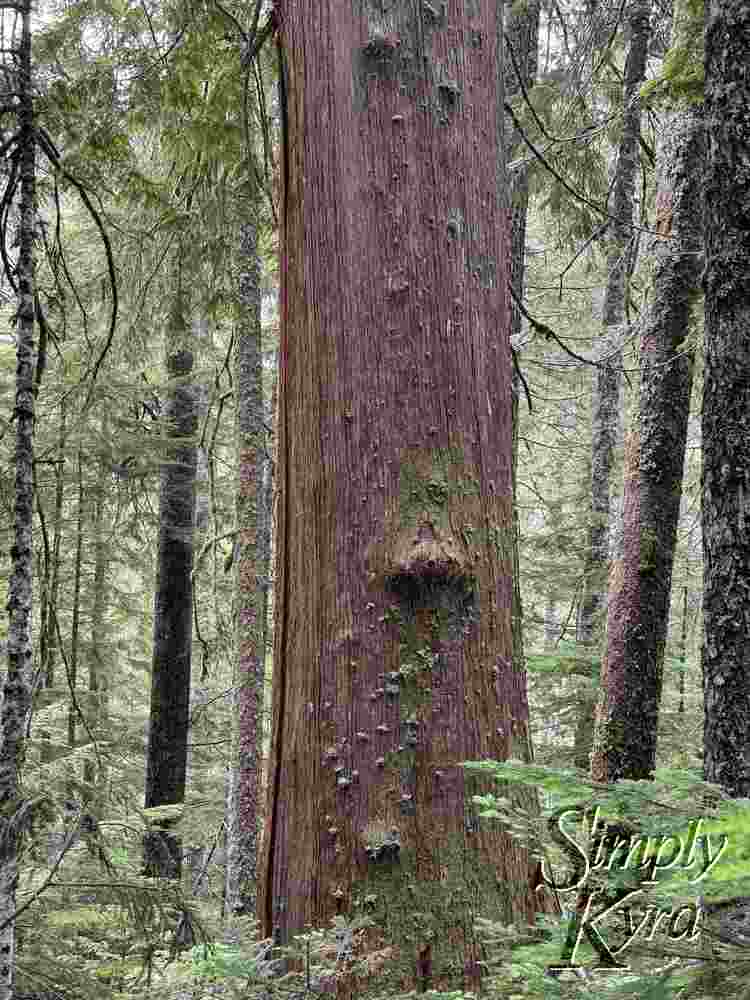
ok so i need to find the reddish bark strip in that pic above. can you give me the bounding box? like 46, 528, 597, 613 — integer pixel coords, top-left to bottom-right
592, 110, 703, 782
578, 0, 651, 652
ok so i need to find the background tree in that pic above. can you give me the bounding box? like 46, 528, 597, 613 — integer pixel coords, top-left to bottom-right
702, 0, 750, 798
591, 106, 703, 782
578, 0, 651, 648
0, 4, 37, 996
224, 202, 265, 917
506, 0, 540, 722
143, 279, 200, 879
573, 0, 651, 772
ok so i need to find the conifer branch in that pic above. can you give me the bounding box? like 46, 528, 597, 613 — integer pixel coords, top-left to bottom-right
36, 126, 118, 407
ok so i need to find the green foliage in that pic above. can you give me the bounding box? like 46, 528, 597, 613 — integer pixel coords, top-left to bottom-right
653, 797, 750, 904
526, 639, 598, 678
641, 0, 704, 106
143, 803, 185, 825
188, 940, 260, 980
465, 758, 595, 805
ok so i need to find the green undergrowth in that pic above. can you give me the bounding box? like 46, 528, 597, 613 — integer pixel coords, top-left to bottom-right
13, 763, 750, 1000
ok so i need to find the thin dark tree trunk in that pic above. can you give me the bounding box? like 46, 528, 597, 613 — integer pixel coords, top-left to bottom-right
504, 0, 554, 902
506, 0, 539, 723
186, 371, 210, 896
0, 3, 36, 995
702, 0, 750, 798
678, 585, 687, 716
41, 400, 66, 693
592, 108, 703, 782
260, 4, 541, 983
66, 451, 84, 767
144, 293, 199, 878
84, 415, 111, 806
35, 399, 65, 768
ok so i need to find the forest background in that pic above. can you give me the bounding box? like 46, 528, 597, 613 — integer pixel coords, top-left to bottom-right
0, 0, 749, 999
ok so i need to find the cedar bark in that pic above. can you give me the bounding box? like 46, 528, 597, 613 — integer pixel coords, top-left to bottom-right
259, 2, 538, 980
225, 208, 265, 917
592, 109, 703, 782
143, 296, 199, 877
702, 0, 750, 798
578, 0, 651, 649
0, 3, 35, 995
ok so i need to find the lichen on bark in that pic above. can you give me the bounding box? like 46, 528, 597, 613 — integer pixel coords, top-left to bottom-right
592, 105, 703, 783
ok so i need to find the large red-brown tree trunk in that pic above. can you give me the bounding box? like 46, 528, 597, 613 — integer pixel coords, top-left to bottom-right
259, 0, 539, 983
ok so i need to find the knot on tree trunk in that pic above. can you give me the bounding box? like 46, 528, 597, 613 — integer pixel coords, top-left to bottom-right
386, 520, 470, 585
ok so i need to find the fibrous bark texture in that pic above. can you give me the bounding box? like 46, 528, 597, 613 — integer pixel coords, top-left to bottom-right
0, 6, 35, 996
592, 109, 703, 783
578, 0, 651, 649
225, 211, 265, 917
260, 2, 539, 983
702, 0, 750, 798
144, 332, 199, 877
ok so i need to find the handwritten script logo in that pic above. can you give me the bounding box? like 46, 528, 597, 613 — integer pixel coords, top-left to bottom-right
539, 806, 727, 972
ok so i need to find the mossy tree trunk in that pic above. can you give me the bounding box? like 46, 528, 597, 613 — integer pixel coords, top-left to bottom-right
0, 3, 36, 995
225, 204, 265, 917
702, 0, 750, 798
576, 0, 650, 776
259, 2, 540, 985
592, 109, 703, 782
578, 0, 651, 650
